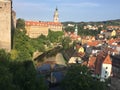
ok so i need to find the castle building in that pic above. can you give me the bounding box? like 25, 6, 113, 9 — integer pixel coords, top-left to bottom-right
25, 8, 63, 38
0, 0, 12, 52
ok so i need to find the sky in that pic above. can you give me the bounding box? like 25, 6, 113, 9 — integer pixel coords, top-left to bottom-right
13, 0, 120, 22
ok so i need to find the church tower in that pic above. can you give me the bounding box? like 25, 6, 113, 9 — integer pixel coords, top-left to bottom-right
53, 7, 59, 22
0, 0, 12, 52
75, 25, 78, 36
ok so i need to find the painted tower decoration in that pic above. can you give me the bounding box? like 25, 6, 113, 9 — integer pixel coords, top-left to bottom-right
0, 0, 12, 52
53, 7, 59, 22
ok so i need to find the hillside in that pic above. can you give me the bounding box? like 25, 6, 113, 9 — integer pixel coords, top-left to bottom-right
62, 19, 120, 26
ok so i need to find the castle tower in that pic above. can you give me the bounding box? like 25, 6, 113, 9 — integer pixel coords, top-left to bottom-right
0, 0, 12, 52
53, 7, 59, 22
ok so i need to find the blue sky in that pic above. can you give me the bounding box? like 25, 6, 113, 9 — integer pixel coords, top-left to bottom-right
13, 0, 120, 22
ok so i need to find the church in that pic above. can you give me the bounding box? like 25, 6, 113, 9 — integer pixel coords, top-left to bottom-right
25, 8, 63, 38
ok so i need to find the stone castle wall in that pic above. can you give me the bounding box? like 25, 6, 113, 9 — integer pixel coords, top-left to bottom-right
25, 25, 48, 38
0, 0, 12, 52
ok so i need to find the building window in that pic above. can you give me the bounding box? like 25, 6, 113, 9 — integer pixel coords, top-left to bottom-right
105, 71, 107, 74
104, 75, 106, 78
106, 67, 108, 69
0, 7, 2, 9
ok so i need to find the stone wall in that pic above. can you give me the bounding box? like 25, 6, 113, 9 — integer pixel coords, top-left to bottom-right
25, 25, 49, 38
0, 0, 12, 52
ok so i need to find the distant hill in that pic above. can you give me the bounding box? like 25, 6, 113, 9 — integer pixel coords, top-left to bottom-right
62, 19, 120, 26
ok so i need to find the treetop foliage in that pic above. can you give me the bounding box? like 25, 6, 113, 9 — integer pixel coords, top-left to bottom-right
0, 50, 47, 90
61, 65, 107, 90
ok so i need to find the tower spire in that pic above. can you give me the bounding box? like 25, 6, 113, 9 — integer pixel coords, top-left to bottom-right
53, 7, 59, 22
75, 24, 78, 36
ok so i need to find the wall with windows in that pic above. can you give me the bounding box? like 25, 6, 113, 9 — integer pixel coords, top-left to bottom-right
101, 64, 112, 80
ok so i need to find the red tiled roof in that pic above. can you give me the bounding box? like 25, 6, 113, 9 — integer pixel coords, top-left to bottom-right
87, 41, 99, 46
107, 39, 116, 45
70, 33, 80, 40
103, 54, 112, 64
95, 50, 112, 75
107, 26, 120, 29
88, 56, 96, 70
25, 21, 62, 27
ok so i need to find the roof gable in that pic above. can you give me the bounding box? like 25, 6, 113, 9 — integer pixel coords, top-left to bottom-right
103, 54, 112, 64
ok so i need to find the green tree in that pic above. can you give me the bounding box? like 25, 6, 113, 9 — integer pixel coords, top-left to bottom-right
10, 49, 18, 60
0, 49, 14, 90
0, 65, 14, 90
62, 36, 71, 49
64, 26, 75, 32
0, 49, 10, 61
16, 18, 25, 30
48, 30, 64, 43
9, 60, 47, 90
0, 50, 47, 90
13, 29, 35, 61
61, 65, 107, 90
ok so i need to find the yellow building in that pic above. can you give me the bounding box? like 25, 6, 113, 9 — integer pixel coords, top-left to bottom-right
111, 30, 116, 37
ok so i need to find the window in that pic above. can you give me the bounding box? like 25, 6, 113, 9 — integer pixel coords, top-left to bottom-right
106, 67, 108, 69
104, 75, 106, 78
105, 71, 107, 74
0, 7, 2, 9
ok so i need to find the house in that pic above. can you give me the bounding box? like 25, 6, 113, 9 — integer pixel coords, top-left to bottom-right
91, 46, 101, 55
95, 51, 112, 81
88, 55, 96, 71
87, 41, 99, 47
107, 26, 120, 30
111, 30, 116, 37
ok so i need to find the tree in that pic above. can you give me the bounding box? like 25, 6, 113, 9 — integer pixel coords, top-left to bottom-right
0, 50, 48, 90
61, 65, 107, 90
62, 37, 71, 49
0, 50, 14, 90
64, 26, 74, 32
9, 60, 47, 90
10, 49, 18, 60
0, 49, 10, 61
16, 18, 25, 30
48, 30, 64, 43
0, 65, 14, 90
13, 29, 35, 61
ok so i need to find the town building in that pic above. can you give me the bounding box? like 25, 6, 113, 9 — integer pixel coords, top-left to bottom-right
84, 25, 98, 30
88, 49, 112, 81
107, 26, 120, 30
25, 8, 63, 38
95, 52, 112, 81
